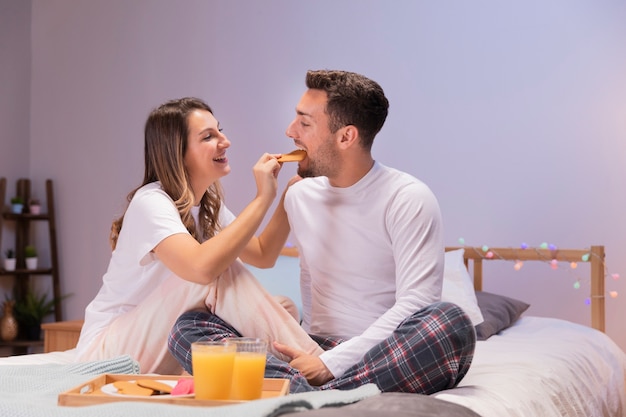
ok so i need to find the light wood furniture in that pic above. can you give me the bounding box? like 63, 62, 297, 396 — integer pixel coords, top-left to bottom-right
41, 320, 83, 353
447, 245, 606, 332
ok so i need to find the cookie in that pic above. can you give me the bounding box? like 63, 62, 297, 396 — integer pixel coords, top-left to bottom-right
136, 379, 173, 394
113, 381, 154, 396
278, 149, 306, 162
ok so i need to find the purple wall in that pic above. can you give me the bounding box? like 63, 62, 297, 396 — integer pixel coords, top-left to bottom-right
2, 0, 625, 350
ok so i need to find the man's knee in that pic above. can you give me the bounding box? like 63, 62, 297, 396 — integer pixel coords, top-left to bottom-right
403, 301, 476, 357
273, 295, 301, 323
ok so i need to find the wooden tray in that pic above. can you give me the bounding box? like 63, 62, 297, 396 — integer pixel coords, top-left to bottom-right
58, 374, 290, 407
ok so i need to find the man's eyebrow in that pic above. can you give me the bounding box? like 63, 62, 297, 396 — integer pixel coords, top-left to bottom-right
296, 109, 312, 117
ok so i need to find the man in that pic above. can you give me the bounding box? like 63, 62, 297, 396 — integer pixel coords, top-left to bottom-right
168, 70, 475, 394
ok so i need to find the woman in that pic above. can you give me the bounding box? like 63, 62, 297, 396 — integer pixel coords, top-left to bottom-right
75, 97, 321, 374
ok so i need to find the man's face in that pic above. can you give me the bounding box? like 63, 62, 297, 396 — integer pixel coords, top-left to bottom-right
285, 89, 341, 179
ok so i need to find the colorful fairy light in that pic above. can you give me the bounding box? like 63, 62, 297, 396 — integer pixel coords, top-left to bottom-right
454, 238, 621, 304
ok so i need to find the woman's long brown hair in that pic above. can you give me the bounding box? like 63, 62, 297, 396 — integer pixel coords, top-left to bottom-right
110, 97, 223, 249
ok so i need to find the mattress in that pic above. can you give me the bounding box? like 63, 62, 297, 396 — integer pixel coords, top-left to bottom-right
432, 316, 626, 417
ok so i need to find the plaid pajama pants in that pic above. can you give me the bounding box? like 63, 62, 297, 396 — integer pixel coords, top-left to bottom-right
168, 301, 475, 394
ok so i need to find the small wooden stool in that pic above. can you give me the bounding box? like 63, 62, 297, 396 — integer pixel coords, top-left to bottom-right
41, 320, 84, 352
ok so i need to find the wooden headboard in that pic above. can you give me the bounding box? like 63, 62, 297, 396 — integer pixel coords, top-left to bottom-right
280, 245, 606, 332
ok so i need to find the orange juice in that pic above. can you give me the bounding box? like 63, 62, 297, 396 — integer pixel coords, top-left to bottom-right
230, 352, 267, 400
191, 342, 236, 400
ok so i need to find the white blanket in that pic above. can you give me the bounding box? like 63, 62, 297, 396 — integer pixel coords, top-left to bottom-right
0, 349, 75, 366
433, 316, 626, 417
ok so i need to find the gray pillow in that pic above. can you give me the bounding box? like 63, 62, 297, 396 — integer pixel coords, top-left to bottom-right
474, 291, 530, 340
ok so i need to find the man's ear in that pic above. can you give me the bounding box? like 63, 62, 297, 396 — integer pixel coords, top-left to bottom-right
337, 125, 359, 150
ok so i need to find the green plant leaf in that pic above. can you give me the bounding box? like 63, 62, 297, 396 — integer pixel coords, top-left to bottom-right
13, 289, 71, 326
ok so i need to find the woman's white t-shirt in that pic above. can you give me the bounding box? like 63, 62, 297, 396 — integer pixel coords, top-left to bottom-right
75, 182, 235, 355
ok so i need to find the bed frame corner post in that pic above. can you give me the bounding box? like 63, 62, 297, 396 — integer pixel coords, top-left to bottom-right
590, 245, 605, 332
473, 258, 483, 292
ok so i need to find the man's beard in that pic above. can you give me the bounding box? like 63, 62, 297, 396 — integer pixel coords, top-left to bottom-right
297, 139, 338, 179
297, 164, 315, 178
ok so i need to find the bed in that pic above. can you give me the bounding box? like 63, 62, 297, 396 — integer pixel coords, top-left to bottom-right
0, 245, 624, 417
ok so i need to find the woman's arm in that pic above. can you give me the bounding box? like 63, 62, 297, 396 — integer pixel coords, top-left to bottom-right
154, 154, 282, 284
239, 175, 301, 268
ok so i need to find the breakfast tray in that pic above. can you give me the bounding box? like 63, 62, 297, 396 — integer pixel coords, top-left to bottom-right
58, 374, 290, 407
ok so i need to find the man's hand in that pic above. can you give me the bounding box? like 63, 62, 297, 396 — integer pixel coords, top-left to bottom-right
273, 341, 334, 386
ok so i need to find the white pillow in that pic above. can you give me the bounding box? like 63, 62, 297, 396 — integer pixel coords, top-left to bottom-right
441, 249, 484, 326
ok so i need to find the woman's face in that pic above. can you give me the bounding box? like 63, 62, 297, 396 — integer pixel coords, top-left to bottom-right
184, 109, 231, 191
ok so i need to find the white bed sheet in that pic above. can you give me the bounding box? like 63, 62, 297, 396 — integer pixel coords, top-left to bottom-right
433, 316, 626, 417
0, 348, 75, 366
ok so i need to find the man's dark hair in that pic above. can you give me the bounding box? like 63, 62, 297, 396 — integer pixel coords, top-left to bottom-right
306, 70, 389, 150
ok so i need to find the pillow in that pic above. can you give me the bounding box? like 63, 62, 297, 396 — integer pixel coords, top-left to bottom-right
474, 290, 530, 340
441, 249, 484, 326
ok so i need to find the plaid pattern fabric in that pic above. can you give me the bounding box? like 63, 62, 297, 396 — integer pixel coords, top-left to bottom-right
168, 301, 475, 394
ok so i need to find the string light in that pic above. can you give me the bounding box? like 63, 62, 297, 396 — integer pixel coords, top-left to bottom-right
456, 239, 621, 303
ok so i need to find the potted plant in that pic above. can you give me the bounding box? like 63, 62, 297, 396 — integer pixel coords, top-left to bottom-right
13, 288, 69, 340
24, 245, 38, 269
3, 249, 16, 271
28, 198, 42, 215
10, 196, 24, 214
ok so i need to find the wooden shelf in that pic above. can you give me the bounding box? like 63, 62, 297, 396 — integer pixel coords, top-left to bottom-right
2, 212, 51, 221
0, 177, 62, 357
0, 267, 54, 276
0, 339, 43, 348
0, 338, 44, 356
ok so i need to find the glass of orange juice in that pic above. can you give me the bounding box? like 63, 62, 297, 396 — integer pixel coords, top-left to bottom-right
191, 340, 236, 400
227, 337, 268, 400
